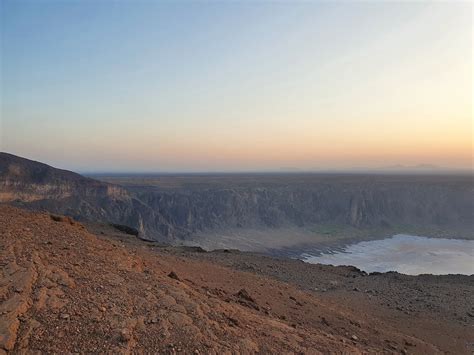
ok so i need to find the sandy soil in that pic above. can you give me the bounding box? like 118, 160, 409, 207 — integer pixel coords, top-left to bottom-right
1, 206, 473, 354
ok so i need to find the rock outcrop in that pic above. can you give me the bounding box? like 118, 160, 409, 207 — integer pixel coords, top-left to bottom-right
0, 153, 178, 242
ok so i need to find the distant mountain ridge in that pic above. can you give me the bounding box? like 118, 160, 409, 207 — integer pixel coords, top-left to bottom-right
1, 152, 473, 245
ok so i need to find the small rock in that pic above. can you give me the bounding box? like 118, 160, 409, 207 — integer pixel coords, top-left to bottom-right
60, 313, 70, 320
168, 271, 181, 281
236, 289, 255, 303
119, 329, 131, 342
353, 287, 360, 292
351, 335, 358, 341
227, 317, 239, 326
99, 306, 106, 312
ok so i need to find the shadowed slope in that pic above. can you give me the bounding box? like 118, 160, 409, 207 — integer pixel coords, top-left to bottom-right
0, 153, 176, 242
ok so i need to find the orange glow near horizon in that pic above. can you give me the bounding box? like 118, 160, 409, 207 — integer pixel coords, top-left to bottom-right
1, 1, 472, 172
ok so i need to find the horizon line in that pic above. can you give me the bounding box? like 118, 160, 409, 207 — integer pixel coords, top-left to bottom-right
83, 168, 474, 176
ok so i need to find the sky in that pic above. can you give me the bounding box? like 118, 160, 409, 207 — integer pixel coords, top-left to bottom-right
1, 0, 472, 173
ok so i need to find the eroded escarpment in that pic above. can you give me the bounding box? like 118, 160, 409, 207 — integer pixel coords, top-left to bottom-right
1, 153, 473, 244
0, 153, 178, 242
136, 177, 474, 237
0, 205, 452, 354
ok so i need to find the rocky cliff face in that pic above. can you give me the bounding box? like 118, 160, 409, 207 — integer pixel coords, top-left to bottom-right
1, 153, 473, 244
0, 153, 178, 242
132, 177, 473, 238
0, 153, 128, 201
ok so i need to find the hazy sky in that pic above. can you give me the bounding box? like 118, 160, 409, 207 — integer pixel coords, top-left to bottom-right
1, 1, 472, 172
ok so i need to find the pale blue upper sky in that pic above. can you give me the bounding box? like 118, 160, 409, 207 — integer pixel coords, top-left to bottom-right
1, 1, 472, 172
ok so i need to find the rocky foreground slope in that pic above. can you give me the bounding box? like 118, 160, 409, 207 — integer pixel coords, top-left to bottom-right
1, 206, 473, 354
2, 153, 473, 245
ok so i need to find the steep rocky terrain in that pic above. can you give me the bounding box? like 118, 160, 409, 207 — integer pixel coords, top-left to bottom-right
1, 206, 473, 353
126, 174, 474, 248
0, 153, 177, 242
1, 153, 473, 245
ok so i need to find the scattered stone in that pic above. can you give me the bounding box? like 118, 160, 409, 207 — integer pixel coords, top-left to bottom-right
236, 289, 255, 303
227, 316, 239, 327
168, 271, 181, 281
351, 335, 358, 341
99, 306, 106, 312
353, 287, 360, 292
60, 313, 70, 320
50, 214, 75, 224
119, 329, 131, 342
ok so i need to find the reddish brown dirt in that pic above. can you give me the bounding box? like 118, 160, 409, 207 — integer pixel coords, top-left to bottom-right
0, 206, 467, 354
